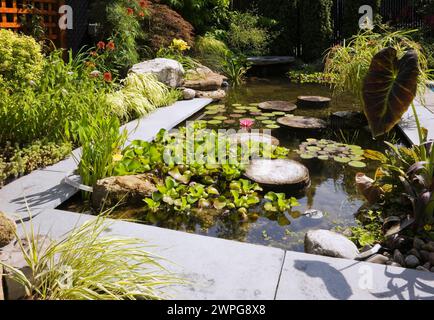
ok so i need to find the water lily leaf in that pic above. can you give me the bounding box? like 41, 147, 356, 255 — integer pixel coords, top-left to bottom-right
362, 47, 419, 137
348, 160, 367, 168
265, 124, 280, 129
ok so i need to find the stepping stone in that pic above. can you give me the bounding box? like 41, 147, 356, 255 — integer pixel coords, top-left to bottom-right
297, 96, 331, 108
244, 159, 310, 189
277, 116, 327, 129
258, 101, 297, 112
227, 133, 280, 146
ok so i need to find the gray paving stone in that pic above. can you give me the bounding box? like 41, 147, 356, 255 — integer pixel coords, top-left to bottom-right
276, 250, 434, 300
0, 99, 211, 218
399, 100, 434, 145
19, 209, 285, 300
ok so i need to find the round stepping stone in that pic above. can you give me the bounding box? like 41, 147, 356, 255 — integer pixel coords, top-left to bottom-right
244, 159, 310, 189
258, 101, 297, 112
228, 132, 280, 146
297, 96, 331, 108
277, 116, 327, 129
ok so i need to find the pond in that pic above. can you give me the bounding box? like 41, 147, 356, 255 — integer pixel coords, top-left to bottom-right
60, 77, 402, 251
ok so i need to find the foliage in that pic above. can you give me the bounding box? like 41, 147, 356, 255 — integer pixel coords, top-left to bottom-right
221, 53, 251, 86
0, 50, 114, 146
364, 142, 434, 232
103, 0, 149, 74
325, 28, 432, 106
0, 29, 45, 86
0, 141, 72, 186
112, 123, 297, 216
146, 4, 195, 53
363, 47, 419, 137
263, 192, 300, 213
161, 0, 231, 34
194, 35, 231, 72
299, 0, 334, 62
1, 215, 177, 300
67, 112, 128, 192
156, 38, 199, 71
288, 71, 337, 84
348, 209, 384, 247
107, 73, 181, 120
226, 11, 270, 56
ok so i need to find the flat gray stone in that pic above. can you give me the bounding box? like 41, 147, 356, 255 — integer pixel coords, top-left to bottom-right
20, 209, 285, 300
0, 99, 212, 218
276, 250, 434, 300
130, 58, 184, 88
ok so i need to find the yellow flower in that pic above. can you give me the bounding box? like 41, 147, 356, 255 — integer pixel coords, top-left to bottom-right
171, 38, 190, 52
424, 224, 432, 232
112, 153, 123, 162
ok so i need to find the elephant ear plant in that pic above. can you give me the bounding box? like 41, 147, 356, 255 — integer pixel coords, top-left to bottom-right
362, 47, 434, 231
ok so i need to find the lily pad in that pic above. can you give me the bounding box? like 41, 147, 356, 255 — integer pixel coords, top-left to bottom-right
262, 120, 277, 125
213, 116, 228, 120
224, 119, 237, 124
229, 114, 243, 118
348, 160, 367, 168
207, 120, 222, 125
333, 156, 351, 163
204, 110, 220, 115
256, 116, 270, 120
265, 124, 281, 129
233, 110, 247, 114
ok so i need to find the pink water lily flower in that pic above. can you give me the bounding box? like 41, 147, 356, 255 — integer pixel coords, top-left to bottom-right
240, 118, 255, 129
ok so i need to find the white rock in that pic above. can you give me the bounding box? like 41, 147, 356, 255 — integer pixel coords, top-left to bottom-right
130, 58, 184, 88
182, 88, 196, 100
304, 229, 359, 259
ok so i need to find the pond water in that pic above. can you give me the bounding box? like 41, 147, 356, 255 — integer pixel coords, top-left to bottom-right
61, 77, 400, 251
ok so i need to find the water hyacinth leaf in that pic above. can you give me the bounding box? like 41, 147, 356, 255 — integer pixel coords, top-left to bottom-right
362, 47, 419, 137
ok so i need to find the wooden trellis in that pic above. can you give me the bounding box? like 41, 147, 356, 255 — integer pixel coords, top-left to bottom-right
0, 0, 66, 46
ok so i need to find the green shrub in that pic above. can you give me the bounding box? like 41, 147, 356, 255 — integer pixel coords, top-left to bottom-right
107, 73, 181, 119
299, 0, 333, 62
0, 141, 72, 186
0, 29, 45, 86
194, 36, 230, 72
226, 11, 270, 56
0, 50, 114, 146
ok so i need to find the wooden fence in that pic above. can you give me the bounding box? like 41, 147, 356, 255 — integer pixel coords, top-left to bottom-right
0, 0, 66, 47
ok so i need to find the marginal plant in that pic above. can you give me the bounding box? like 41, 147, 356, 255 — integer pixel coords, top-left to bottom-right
1, 215, 178, 300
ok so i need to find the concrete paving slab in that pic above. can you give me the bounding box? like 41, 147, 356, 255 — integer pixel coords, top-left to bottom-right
276, 250, 434, 300
0, 99, 212, 218
19, 209, 285, 300
399, 102, 434, 145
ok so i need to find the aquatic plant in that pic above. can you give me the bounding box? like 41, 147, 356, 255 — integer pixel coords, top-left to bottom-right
297, 139, 366, 168
1, 215, 177, 300
221, 53, 251, 86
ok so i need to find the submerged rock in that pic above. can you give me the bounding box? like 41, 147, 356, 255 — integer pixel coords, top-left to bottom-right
277, 116, 327, 130
244, 159, 310, 190
130, 58, 184, 88
304, 229, 359, 259
258, 101, 297, 112
0, 212, 16, 248
183, 65, 227, 91
330, 111, 368, 129
92, 174, 161, 209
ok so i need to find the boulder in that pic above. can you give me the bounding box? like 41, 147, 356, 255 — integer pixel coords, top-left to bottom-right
0, 212, 16, 248
130, 58, 184, 88
304, 229, 360, 259
182, 88, 196, 100
184, 65, 227, 91
92, 173, 161, 209
195, 89, 226, 101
